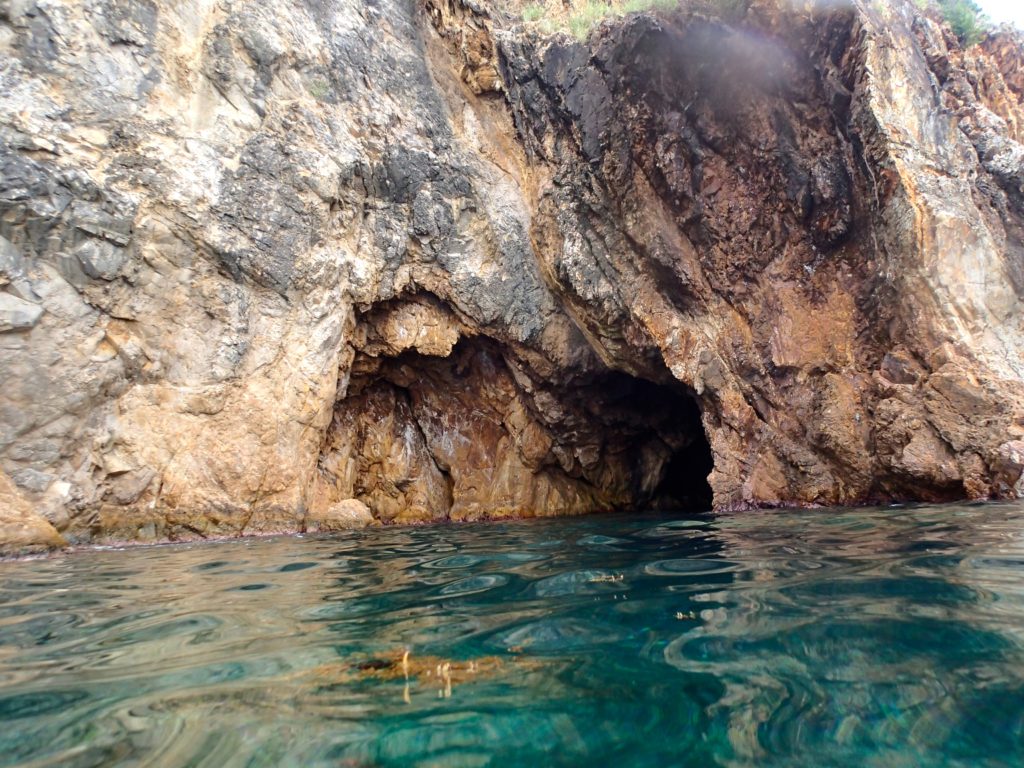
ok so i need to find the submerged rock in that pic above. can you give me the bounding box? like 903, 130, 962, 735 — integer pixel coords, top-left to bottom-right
0, 0, 1023, 546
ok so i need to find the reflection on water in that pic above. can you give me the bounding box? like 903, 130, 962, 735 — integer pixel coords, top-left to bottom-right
2, 503, 1024, 766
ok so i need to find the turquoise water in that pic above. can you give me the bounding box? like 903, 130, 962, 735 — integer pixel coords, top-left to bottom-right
2, 505, 1024, 767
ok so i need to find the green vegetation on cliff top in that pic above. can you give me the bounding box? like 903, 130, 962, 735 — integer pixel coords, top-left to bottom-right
929, 0, 989, 45
520, 0, 686, 38
522, 0, 993, 46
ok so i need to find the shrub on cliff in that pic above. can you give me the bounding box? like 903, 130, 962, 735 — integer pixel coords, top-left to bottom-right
918, 0, 990, 46
940, 0, 989, 45
522, 0, 990, 47
520, 0, 683, 39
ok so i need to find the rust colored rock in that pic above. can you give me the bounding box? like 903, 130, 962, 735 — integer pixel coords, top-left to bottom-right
497, 0, 1024, 509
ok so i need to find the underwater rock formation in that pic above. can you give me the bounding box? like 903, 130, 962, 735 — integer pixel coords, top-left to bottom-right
1, 0, 1023, 548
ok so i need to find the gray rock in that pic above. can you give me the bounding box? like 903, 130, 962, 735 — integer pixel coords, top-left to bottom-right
0, 293, 42, 332
0, 237, 24, 286
74, 239, 128, 281
9, 467, 55, 493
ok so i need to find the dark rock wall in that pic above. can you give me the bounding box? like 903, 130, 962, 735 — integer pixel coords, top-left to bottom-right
494, 0, 1024, 509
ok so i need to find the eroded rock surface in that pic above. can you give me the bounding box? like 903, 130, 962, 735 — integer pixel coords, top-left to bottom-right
0, 470, 66, 555
1, 0, 1023, 545
305, 498, 375, 532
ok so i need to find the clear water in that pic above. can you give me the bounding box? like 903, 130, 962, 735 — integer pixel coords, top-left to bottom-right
2, 504, 1024, 767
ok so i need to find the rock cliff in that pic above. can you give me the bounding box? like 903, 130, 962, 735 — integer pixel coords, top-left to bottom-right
2, 0, 1024, 550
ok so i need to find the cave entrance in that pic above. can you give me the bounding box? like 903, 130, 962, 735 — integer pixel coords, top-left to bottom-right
329, 294, 716, 520
592, 373, 714, 513
650, 409, 715, 512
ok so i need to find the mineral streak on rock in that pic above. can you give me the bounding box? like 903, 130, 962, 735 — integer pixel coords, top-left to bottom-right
1, 0, 1023, 548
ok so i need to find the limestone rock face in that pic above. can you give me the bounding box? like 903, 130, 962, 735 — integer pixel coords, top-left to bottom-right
1, 0, 1023, 545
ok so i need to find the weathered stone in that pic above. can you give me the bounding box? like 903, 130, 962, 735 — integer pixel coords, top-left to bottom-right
9, 467, 55, 493
74, 240, 128, 281
0, 236, 23, 286
0, 293, 42, 332
0, 470, 66, 555
305, 499, 375, 532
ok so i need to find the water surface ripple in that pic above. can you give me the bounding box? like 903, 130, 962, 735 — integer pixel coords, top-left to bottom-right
2, 503, 1024, 766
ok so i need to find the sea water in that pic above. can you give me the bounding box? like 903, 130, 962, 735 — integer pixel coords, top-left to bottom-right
2, 504, 1024, 767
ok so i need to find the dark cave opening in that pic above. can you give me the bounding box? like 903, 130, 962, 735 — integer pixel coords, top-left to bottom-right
591, 372, 715, 513
650, 419, 715, 512
338, 298, 717, 519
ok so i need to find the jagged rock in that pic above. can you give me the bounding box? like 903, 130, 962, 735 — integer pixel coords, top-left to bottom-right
0, 0, 1023, 547
0, 471, 66, 555
0, 236, 23, 286
0, 292, 42, 331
